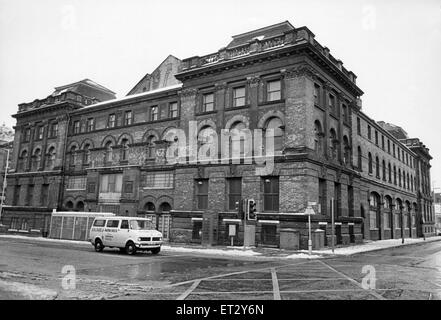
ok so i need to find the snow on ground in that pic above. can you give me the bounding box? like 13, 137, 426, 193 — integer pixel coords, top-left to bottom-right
0, 279, 58, 300
313, 236, 441, 256
1, 234, 440, 259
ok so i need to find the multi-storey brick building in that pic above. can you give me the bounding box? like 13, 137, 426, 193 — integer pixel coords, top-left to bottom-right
2, 21, 436, 247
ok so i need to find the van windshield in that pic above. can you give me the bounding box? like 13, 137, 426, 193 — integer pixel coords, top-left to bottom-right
130, 220, 155, 230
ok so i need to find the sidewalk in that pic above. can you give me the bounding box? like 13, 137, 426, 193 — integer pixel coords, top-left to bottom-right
1, 234, 440, 260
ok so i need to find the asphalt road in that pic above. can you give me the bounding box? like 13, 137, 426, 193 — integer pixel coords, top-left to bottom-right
0, 237, 440, 300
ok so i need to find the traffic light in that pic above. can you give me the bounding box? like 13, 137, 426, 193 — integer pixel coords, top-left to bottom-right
247, 199, 257, 221
235, 199, 244, 220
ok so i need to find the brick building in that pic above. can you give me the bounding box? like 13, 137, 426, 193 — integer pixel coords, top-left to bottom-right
2, 21, 436, 247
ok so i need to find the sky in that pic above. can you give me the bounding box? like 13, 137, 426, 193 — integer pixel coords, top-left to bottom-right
0, 0, 440, 187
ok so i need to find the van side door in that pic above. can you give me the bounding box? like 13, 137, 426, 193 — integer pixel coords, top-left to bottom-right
103, 219, 120, 246
114, 219, 130, 247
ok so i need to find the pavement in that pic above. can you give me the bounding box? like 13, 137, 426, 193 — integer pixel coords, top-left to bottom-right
1, 234, 441, 300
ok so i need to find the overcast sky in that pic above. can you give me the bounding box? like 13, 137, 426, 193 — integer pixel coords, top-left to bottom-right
0, 0, 440, 187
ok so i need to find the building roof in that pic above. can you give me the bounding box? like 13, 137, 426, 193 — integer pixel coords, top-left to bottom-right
227, 21, 295, 48
53, 78, 116, 95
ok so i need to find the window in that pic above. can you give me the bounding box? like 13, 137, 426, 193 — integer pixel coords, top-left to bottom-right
348, 185, 354, 217
19, 150, 28, 171
69, 146, 76, 167
50, 123, 58, 138
397, 148, 401, 161
228, 178, 242, 211
375, 156, 380, 178
83, 144, 91, 165
266, 117, 284, 152
124, 111, 132, 126
367, 125, 371, 140
382, 160, 386, 180
342, 104, 348, 123
106, 220, 120, 228
393, 166, 397, 185
263, 177, 279, 212
329, 129, 338, 160
45, 147, 56, 170
388, 162, 392, 182
31, 149, 42, 171
120, 220, 129, 229
357, 118, 361, 135
73, 121, 80, 134
23, 128, 31, 142
145, 172, 174, 189
121, 139, 129, 161
398, 169, 402, 187
93, 219, 106, 227
387, 140, 391, 153
375, 131, 378, 145
393, 144, 396, 157
196, 179, 209, 210
99, 174, 123, 193
343, 136, 350, 165
108, 114, 116, 128
314, 121, 324, 155
86, 118, 95, 132
13, 185, 20, 206
314, 84, 320, 105
66, 176, 87, 190
368, 153, 373, 174
202, 93, 214, 112
41, 184, 49, 206
357, 146, 362, 170
169, 102, 178, 118
105, 142, 113, 163
233, 87, 246, 107
369, 193, 379, 230
334, 182, 341, 217
381, 136, 384, 150
267, 80, 281, 101
384, 197, 392, 229
124, 181, 133, 193
319, 178, 327, 215
87, 182, 96, 193
146, 135, 157, 158
328, 94, 336, 112
151, 106, 159, 121
27, 185, 34, 206
36, 125, 44, 140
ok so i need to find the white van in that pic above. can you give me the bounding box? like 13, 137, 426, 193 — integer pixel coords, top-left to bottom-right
89, 216, 163, 255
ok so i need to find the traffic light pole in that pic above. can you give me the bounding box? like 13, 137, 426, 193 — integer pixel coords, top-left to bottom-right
331, 198, 335, 254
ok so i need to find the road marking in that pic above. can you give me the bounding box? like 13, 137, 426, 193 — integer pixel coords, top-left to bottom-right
316, 260, 386, 300
165, 260, 313, 288
176, 280, 201, 300
171, 288, 399, 295
271, 268, 281, 300
200, 277, 347, 281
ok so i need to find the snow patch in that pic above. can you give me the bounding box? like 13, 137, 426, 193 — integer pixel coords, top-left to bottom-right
0, 280, 58, 300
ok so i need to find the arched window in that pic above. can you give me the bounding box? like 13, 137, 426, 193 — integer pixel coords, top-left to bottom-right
342, 136, 350, 165
314, 121, 324, 155
46, 147, 56, 170
69, 146, 77, 167
19, 150, 28, 171
357, 146, 362, 171
146, 135, 157, 159
383, 196, 393, 230
144, 202, 155, 212
395, 199, 402, 228
368, 153, 373, 174
105, 141, 113, 163
83, 144, 91, 165
369, 192, 380, 230
265, 117, 284, 152
198, 126, 216, 159
329, 129, 338, 160
230, 121, 247, 158
121, 139, 129, 161
32, 148, 41, 171
159, 202, 172, 213
375, 156, 380, 178
66, 201, 74, 211
76, 201, 85, 212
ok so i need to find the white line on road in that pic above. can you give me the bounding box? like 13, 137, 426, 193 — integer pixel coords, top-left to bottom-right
176, 280, 201, 300
316, 260, 386, 300
271, 268, 281, 300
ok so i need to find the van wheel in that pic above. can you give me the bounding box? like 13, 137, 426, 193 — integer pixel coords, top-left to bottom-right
94, 239, 104, 252
125, 242, 137, 255
151, 247, 161, 255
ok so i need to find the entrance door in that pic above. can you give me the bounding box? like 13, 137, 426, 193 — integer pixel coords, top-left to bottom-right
158, 214, 171, 241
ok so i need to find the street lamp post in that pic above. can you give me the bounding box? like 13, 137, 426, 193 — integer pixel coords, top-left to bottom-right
0, 148, 10, 226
